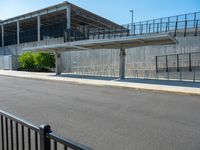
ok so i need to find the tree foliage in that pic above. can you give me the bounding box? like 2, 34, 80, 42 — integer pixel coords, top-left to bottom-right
18, 51, 55, 72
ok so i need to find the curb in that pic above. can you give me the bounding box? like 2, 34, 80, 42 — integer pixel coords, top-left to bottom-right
0, 73, 200, 96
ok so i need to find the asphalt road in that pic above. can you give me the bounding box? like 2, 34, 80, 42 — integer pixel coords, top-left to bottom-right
0, 76, 200, 150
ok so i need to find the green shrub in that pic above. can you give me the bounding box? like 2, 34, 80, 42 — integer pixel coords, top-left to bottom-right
18, 52, 35, 71
18, 51, 55, 72
34, 52, 55, 69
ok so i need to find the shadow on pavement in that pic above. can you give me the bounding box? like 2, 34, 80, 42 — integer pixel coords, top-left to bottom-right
51, 74, 118, 81
121, 78, 200, 88
50, 74, 200, 88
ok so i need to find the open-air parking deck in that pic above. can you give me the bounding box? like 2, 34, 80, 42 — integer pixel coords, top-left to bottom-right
0, 2, 199, 79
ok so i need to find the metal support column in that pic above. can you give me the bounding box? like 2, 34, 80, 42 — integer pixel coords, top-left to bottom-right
37, 14, 41, 42
1, 25, 4, 47
17, 20, 20, 45
66, 4, 71, 41
55, 52, 62, 75
119, 48, 126, 79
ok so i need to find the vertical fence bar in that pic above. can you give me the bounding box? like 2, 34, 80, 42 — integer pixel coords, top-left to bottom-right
157, 23, 159, 33
103, 28, 105, 39
64, 146, 68, 150
160, 19, 162, 32
108, 28, 111, 39
168, 17, 170, 31
21, 125, 25, 150
174, 16, 178, 37
165, 22, 168, 32
1, 115, 4, 150
98, 28, 100, 39
35, 131, 38, 150
127, 24, 129, 36
195, 20, 198, 36
54, 141, 57, 150
16, 123, 19, 150
189, 53, 192, 72
149, 24, 151, 33
174, 21, 178, 37
194, 12, 196, 28
184, 14, 187, 37
10, 120, 14, 150
28, 128, 31, 150
5, 117, 8, 150
177, 54, 179, 72
114, 27, 116, 38
153, 20, 155, 32
39, 125, 51, 150
166, 55, 168, 72
155, 56, 158, 73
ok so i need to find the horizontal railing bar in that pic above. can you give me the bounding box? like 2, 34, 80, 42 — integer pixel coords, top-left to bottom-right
127, 11, 200, 25
49, 133, 92, 150
157, 51, 200, 57
0, 109, 39, 132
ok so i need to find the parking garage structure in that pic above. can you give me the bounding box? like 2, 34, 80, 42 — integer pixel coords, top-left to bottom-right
0, 1, 177, 79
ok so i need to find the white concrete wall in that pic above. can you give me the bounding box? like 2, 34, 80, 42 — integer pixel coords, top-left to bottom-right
0, 37, 64, 55
62, 34, 200, 81
0, 56, 4, 69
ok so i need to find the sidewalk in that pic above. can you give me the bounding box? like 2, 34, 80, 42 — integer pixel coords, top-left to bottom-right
0, 70, 200, 95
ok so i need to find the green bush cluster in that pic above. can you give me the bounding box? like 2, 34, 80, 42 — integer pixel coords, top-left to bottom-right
18, 52, 55, 72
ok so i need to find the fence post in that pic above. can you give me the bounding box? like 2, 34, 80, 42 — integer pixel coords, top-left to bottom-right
155, 56, 158, 73
195, 20, 198, 36
189, 53, 192, 72
39, 125, 51, 150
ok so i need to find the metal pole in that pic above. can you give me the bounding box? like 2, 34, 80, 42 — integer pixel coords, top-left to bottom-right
39, 125, 51, 150
130, 10, 134, 34
66, 4, 71, 41
17, 20, 20, 45
1, 25, 4, 47
37, 14, 41, 42
119, 48, 126, 79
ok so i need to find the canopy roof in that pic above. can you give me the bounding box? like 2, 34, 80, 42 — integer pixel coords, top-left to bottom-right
23, 33, 177, 52
0, 1, 121, 29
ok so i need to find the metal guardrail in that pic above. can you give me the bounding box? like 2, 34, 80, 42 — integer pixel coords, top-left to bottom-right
64, 12, 200, 42
0, 109, 92, 150
156, 52, 200, 73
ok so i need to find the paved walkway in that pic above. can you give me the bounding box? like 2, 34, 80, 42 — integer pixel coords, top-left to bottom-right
0, 70, 200, 95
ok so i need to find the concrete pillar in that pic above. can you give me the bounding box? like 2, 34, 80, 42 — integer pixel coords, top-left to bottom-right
37, 14, 41, 42
17, 20, 20, 45
66, 4, 71, 41
1, 25, 4, 47
119, 48, 126, 79
55, 52, 62, 75
66, 4, 71, 29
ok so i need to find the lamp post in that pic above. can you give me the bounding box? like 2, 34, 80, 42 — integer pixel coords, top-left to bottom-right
130, 10, 134, 34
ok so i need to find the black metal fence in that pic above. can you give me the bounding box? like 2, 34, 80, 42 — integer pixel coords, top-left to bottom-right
125, 12, 200, 36
64, 12, 200, 42
156, 52, 200, 73
0, 109, 92, 150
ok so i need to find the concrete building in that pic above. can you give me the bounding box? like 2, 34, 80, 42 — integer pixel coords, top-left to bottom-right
0, 2, 199, 81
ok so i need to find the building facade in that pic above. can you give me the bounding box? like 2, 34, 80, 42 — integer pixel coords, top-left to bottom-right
0, 2, 200, 81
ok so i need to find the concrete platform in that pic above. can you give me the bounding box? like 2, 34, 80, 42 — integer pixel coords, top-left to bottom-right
0, 70, 200, 95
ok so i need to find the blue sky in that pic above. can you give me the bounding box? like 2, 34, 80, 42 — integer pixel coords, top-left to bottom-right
0, 0, 199, 24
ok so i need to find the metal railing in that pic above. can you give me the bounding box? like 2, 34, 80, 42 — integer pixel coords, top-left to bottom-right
64, 12, 200, 42
156, 52, 200, 73
0, 109, 92, 150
